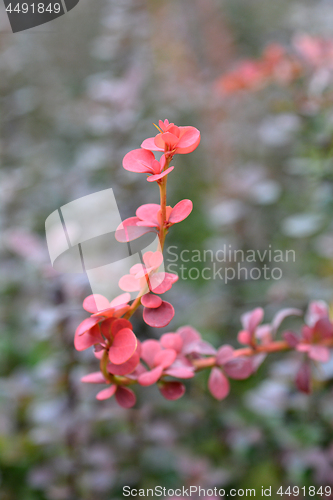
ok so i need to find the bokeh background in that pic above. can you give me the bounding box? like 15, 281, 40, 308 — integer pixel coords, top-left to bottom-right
2, 0, 333, 498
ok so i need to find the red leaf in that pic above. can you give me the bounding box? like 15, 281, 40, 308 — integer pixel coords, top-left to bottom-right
75, 317, 100, 337
141, 293, 163, 309
109, 328, 137, 365
295, 362, 311, 394
115, 386, 136, 408
107, 352, 140, 376
143, 301, 175, 328
123, 148, 155, 173
208, 368, 230, 400
111, 318, 133, 337
159, 381, 185, 400
164, 367, 195, 379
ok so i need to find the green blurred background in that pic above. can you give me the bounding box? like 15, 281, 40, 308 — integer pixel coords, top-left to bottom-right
1, 0, 333, 498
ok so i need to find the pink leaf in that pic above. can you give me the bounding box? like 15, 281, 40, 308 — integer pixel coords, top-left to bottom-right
177, 325, 201, 346
83, 294, 110, 313
237, 330, 252, 345
115, 386, 136, 408
138, 365, 163, 386
169, 199, 193, 224
308, 345, 330, 362
110, 293, 131, 308
96, 384, 117, 400
107, 352, 140, 376
111, 318, 133, 337
154, 348, 177, 369
81, 372, 106, 384
141, 293, 163, 309
141, 339, 161, 367
208, 368, 230, 400
147, 166, 174, 182
143, 301, 175, 328
182, 340, 216, 356
136, 204, 160, 226
216, 345, 234, 366
149, 272, 178, 294
160, 333, 183, 353
241, 308, 264, 334
141, 137, 164, 152
164, 366, 195, 379
115, 217, 155, 242
223, 357, 254, 380
75, 317, 100, 337
283, 330, 300, 348
123, 148, 155, 173
176, 126, 201, 153
74, 323, 103, 351
118, 274, 141, 292
159, 381, 185, 400
109, 328, 137, 365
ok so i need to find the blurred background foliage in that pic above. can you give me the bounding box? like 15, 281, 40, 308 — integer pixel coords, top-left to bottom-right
1, 0, 333, 498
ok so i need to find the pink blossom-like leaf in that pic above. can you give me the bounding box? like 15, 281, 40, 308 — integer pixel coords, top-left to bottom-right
216, 345, 235, 366
96, 384, 117, 400
237, 330, 252, 345
169, 200, 193, 224
154, 348, 177, 369
100, 318, 115, 340
208, 368, 230, 400
159, 381, 185, 400
75, 317, 100, 337
143, 301, 175, 328
141, 339, 161, 367
308, 345, 330, 362
108, 352, 140, 376
147, 166, 174, 182
136, 204, 160, 226
83, 294, 110, 313
81, 372, 106, 384
177, 325, 201, 346
164, 366, 195, 379
283, 330, 300, 348
118, 274, 141, 292
74, 323, 103, 351
109, 328, 137, 365
182, 340, 216, 356
223, 357, 254, 380
155, 132, 179, 150
141, 293, 163, 309
295, 363, 311, 394
149, 272, 178, 294
176, 126, 201, 154
160, 333, 183, 353
143, 250, 163, 269
271, 308, 302, 333
115, 386, 136, 408
138, 365, 163, 386
241, 308, 264, 334
141, 137, 164, 152
305, 300, 329, 327
315, 318, 333, 339
123, 148, 155, 173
